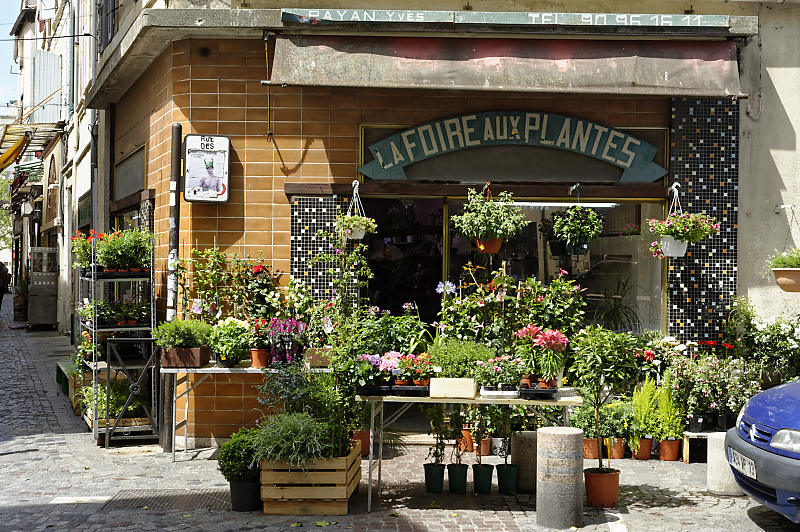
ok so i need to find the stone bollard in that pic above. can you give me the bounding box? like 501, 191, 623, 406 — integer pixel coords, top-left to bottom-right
536, 427, 583, 530
707, 432, 743, 495
511, 431, 537, 493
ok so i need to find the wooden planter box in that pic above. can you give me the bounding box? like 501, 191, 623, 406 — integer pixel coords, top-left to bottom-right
260, 440, 362, 515
429, 377, 477, 399
160, 347, 212, 368
83, 408, 151, 429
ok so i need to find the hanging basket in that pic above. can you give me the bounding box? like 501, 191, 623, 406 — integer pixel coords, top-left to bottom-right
772, 268, 800, 292
660, 236, 688, 257
348, 227, 366, 240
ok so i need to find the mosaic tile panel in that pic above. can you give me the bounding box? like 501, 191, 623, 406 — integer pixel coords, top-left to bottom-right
668, 97, 738, 341
290, 195, 345, 298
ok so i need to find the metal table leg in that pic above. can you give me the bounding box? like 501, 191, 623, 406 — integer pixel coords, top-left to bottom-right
378, 403, 384, 497
367, 400, 374, 512
171, 373, 177, 462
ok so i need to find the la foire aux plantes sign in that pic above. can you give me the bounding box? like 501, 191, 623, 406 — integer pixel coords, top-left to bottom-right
358, 111, 667, 183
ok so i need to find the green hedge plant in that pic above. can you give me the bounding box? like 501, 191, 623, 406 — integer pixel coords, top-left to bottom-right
217, 428, 259, 483
151, 320, 212, 350
251, 412, 336, 469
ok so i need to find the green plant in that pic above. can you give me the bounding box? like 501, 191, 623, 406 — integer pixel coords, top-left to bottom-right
647, 212, 720, 243
151, 319, 212, 349
552, 206, 604, 247
176, 247, 252, 321
335, 214, 377, 236
71, 229, 101, 268
217, 428, 259, 482
422, 404, 447, 465
571, 325, 638, 470
79, 381, 143, 418
251, 412, 336, 469
590, 274, 640, 332
451, 187, 530, 242
427, 339, 495, 378
656, 377, 685, 440
630, 377, 659, 452
571, 401, 631, 440
473, 355, 525, 387
209, 317, 251, 364
765, 248, 800, 271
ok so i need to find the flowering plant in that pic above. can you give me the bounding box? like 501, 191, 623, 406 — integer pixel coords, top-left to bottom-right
71, 229, 104, 268
335, 214, 377, 237
473, 355, 525, 387
248, 318, 272, 349
95, 229, 153, 269
209, 317, 251, 365
647, 212, 720, 258
246, 263, 280, 318
515, 324, 568, 379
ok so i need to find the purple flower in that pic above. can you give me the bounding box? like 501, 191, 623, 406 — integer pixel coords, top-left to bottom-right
402, 302, 415, 311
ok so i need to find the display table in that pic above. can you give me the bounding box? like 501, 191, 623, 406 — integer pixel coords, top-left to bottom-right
356, 390, 583, 512
161, 364, 330, 462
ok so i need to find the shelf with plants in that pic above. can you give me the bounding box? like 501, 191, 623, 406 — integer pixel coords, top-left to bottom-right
73, 228, 158, 445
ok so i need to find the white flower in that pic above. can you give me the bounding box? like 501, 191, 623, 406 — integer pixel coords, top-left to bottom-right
686, 341, 698, 347
662, 336, 678, 344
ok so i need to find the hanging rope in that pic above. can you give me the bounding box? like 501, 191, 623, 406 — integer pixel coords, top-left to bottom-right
667, 183, 683, 217
346, 179, 367, 217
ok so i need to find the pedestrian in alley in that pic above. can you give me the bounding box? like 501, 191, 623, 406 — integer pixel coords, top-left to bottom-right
0, 261, 9, 312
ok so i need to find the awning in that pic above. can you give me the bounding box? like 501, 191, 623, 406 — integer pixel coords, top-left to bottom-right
0, 122, 63, 173
269, 36, 743, 97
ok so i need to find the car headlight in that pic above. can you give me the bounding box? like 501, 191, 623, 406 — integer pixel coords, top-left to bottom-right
736, 403, 747, 429
770, 429, 800, 453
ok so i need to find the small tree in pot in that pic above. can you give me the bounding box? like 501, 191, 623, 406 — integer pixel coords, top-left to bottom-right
572, 325, 637, 508
218, 428, 261, 511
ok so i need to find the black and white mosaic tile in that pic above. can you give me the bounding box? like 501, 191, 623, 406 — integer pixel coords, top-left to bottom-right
290, 195, 345, 298
667, 97, 739, 341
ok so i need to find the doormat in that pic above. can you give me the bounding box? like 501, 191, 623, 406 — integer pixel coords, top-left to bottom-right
102, 489, 230, 511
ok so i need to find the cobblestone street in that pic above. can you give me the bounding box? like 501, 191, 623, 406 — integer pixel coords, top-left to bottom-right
0, 298, 796, 531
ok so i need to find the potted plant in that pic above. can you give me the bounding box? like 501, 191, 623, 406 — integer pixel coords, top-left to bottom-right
248, 318, 272, 369
765, 248, 800, 292
647, 212, 720, 258
495, 406, 518, 494
475, 355, 524, 397
571, 404, 600, 459
604, 401, 633, 459
395, 354, 419, 386
630, 377, 658, 460
153, 319, 213, 367
218, 428, 261, 511
209, 317, 251, 367
447, 408, 469, 494
265, 317, 308, 363
451, 187, 530, 253
572, 325, 637, 508
335, 213, 377, 240
516, 325, 569, 388
422, 405, 447, 493
71, 229, 103, 270
656, 377, 684, 461
411, 352, 434, 386
468, 405, 494, 494
552, 206, 604, 255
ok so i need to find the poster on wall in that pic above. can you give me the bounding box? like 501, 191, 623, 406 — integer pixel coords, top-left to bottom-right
183, 135, 230, 203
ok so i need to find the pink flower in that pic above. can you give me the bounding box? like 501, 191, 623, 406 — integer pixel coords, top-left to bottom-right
533, 329, 569, 353
476, 361, 484, 366
559, 268, 568, 276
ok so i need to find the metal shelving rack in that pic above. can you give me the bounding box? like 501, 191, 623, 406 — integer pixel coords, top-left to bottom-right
77, 239, 159, 447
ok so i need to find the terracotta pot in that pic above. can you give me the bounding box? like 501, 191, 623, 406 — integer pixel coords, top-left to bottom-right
394, 378, 410, 386
116, 320, 126, 326
413, 378, 430, 387
584, 468, 620, 508
609, 438, 626, 459
475, 238, 502, 254
772, 268, 800, 291
126, 319, 137, 326
545, 378, 558, 389
537, 377, 549, 389
583, 438, 600, 459
353, 430, 371, 457
519, 375, 533, 389
658, 439, 681, 461
250, 348, 270, 369
458, 429, 474, 453
633, 438, 653, 460
161, 347, 212, 368
477, 437, 492, 456
129, 267, 141, 272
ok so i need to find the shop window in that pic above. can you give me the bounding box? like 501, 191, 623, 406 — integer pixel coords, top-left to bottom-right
113, 147, 145, 202
364, 198, 664, 332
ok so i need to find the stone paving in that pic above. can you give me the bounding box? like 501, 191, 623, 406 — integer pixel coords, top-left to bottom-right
0, 296, 797, 531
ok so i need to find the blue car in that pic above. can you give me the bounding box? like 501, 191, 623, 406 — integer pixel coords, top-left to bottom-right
725, 380, 800, 523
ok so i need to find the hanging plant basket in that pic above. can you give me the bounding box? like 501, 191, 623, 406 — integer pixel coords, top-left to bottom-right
772, 268, 800, 292
475, 238, 502, 254
335, 181, 376, 241
660, 235, 688, 258
348, 227, 366, 240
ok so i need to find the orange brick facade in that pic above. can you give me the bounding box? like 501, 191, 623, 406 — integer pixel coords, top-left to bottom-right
113, 38, 670, 442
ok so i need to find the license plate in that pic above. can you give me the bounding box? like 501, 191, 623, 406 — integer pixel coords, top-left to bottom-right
728, 447, 757, 479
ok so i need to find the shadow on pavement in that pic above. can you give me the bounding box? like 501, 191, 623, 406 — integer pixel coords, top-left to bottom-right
747, 505, 799, 531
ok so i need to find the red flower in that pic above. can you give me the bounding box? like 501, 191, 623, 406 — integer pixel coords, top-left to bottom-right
252, 264, 264, 274
722, 343, 735, 349
706, 341, 718, 346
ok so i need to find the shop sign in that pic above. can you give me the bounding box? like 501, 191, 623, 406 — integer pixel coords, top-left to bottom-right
358, 111, 667, 183
183, 135, 230, 203
77, 192, 91, 228
282, 9, 729, 28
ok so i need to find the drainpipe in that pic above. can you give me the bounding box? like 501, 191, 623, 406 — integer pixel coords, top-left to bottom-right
67, 0, 74, 116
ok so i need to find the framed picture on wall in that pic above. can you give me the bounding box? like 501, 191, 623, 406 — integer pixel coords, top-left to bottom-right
183, 134, 230, 203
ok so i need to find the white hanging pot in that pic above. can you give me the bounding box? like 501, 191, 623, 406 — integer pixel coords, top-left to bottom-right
348, 228, 366, 240
660, 235, 688, 257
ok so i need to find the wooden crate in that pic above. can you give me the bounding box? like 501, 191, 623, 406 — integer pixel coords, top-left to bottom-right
83, 409, 151, 429
260, 440, 362, 515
